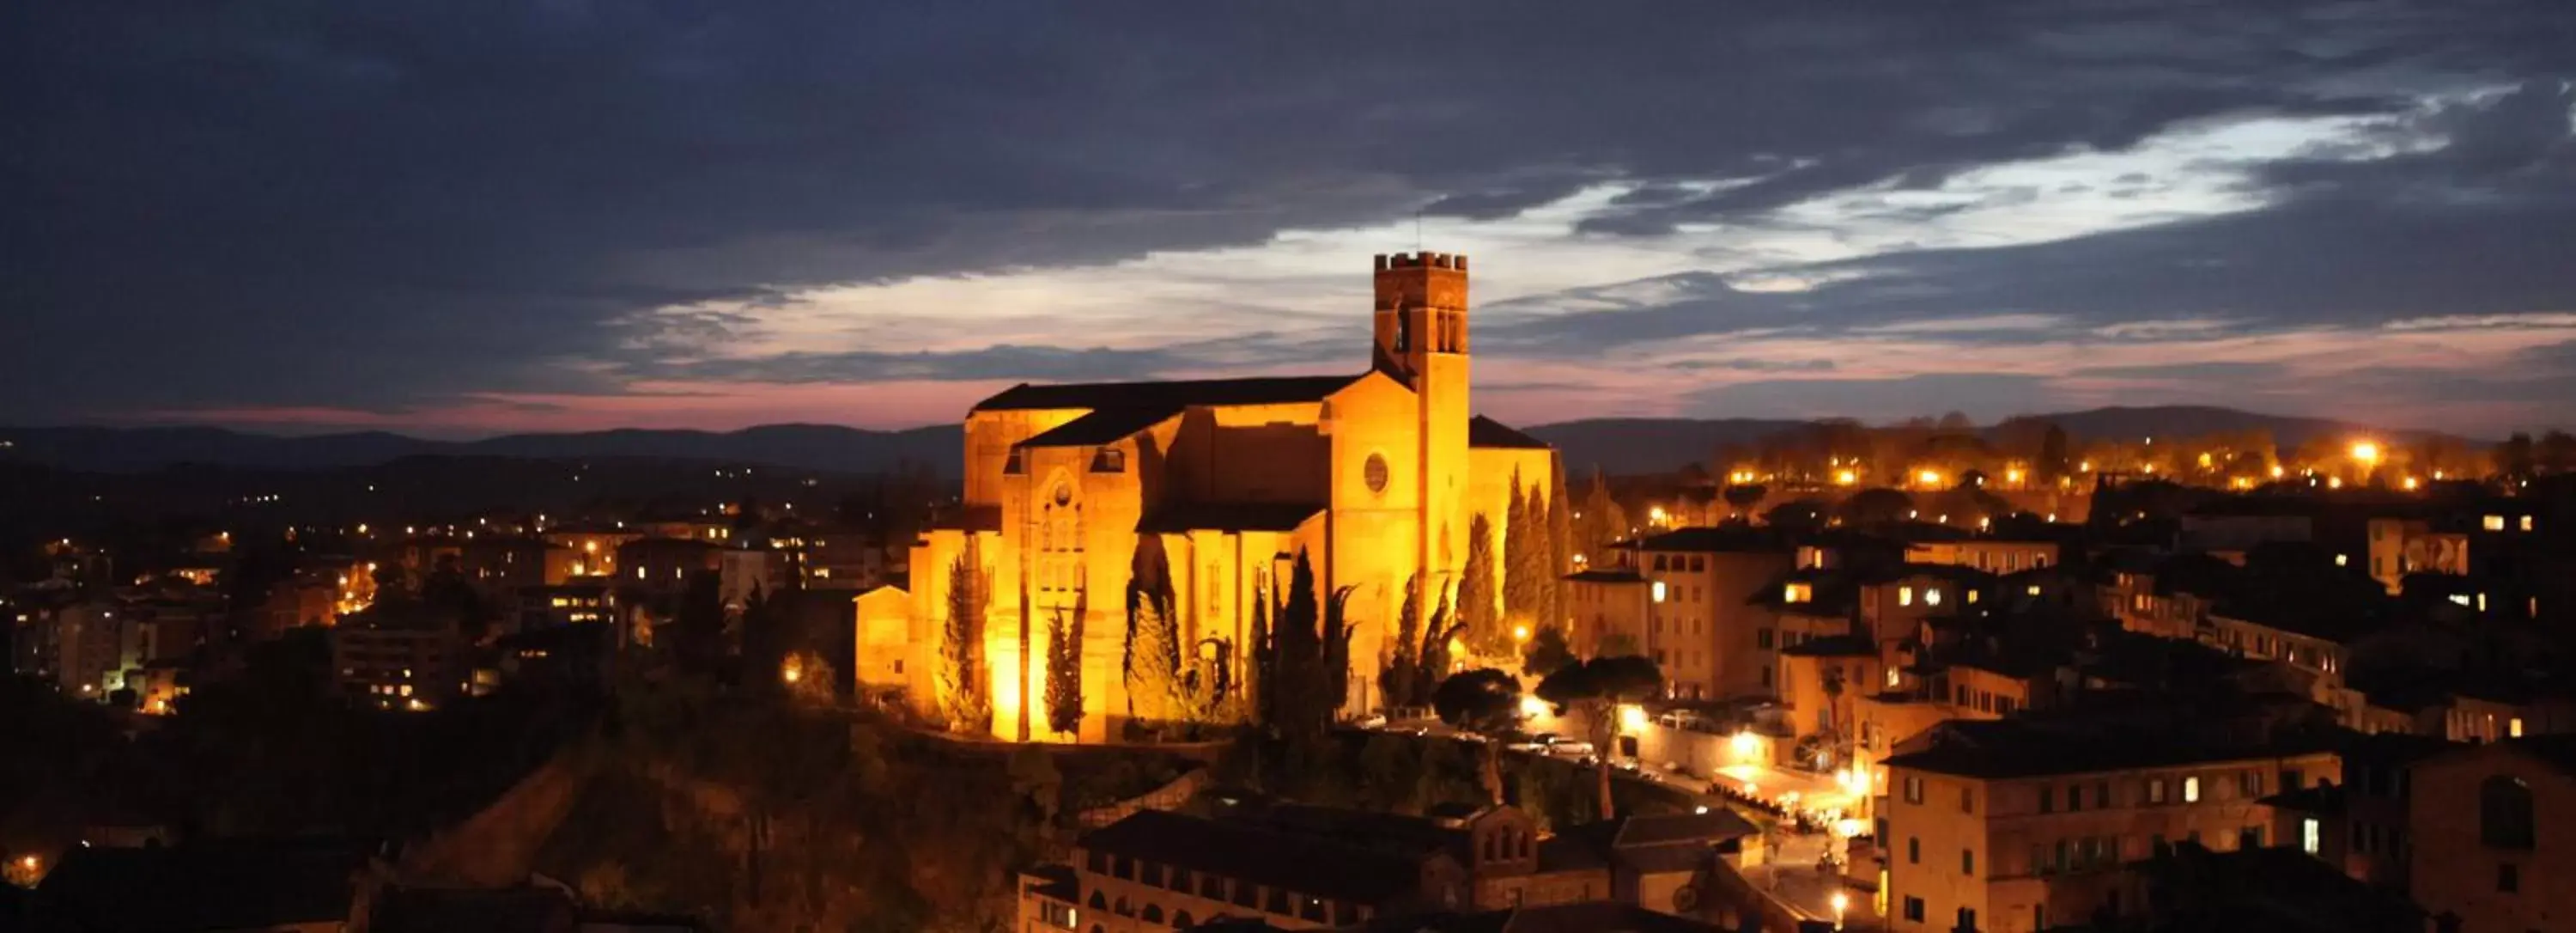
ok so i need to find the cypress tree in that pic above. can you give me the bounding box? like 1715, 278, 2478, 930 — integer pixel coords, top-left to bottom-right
1461, 512, 1504, 658
1545, 458, 1573, 638
1043, 609, 1084, 737
939, 552, 991, 734
1502, 470, 1540, 629
1382, 573, 1422, 710
1127, 587, 1182, 723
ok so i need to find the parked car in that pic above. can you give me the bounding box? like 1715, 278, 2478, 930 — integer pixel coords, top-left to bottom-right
1546, 738, 1596, 757
1502, 731, 1548, 753
1354, 713, 1388, 729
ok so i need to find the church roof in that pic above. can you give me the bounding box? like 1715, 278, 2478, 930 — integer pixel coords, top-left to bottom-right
1018, 407, 1180, 448
974, 374, 1365, 412
1467, 415, 1549, 449
1137, 502, 1325, 534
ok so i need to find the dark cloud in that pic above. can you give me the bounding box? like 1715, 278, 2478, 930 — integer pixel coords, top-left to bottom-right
638, 345, 1188, 385
3, 1, 2572, 424
1546, 82, 2576, 345
1671, 358, 1839, 374
1419, 174, 1601, 221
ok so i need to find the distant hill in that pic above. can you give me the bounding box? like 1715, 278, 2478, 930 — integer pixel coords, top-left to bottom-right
1528, 406, 2466, 476
1, 406, 2461, 479
0, 424, 963, 475
1522, 418, 1809, 476
1996, 406, 2379, 448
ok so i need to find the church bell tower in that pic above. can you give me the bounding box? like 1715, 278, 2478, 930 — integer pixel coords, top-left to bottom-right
1370, 252, 1473, 592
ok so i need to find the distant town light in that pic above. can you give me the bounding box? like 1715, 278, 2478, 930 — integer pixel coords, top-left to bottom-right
1619, 704, 1649, 732
1512, 624, 1531, 643
2349, 441, 2380, 465
1520, 695, 1549, 719
2269, 465, 2286, 479
1834, 469, 1857, 486
1916, 469, 1942, 487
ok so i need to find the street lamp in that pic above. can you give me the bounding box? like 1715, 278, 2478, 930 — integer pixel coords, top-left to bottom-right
1831, 891, 1850, 930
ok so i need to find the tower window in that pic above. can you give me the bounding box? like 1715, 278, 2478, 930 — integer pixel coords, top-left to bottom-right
1091, 448, 1125, 473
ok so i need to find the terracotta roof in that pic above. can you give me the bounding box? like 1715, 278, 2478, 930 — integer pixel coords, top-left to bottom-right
974, 375, 1364, 412
1019, 407, 1181, 448
1467, 416, 1550, 449
1884, 717, 2342, 779
1078, 809, 1428, 903
1629, 527, 1794, 554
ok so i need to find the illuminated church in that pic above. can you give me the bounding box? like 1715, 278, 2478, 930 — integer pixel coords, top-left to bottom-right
891, 253, 1558, 741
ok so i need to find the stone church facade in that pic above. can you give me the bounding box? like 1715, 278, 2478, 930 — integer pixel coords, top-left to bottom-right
896, 253, 1558, 741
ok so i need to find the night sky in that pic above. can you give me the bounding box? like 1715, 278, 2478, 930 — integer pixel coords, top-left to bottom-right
7, 3, 2574, 437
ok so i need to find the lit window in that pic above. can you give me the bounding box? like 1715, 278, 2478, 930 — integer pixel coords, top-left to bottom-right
1966, 589, 1979, 604
2450, 594, 2473, 607
2484, 515, 2506, 531
2335, 553, 2348, 567
2521, 515, 2536, 532
1784, 582, 1813, 604
2183, 777, 2200, 802
1652, 581, 1668, 603
1925, 588, 1942, 607
2026, 584, 2042, 597
2510, 717, 2524, 738
1899, 586, 1915, 607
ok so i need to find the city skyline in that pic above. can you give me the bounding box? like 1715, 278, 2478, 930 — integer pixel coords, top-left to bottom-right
9, 3, 2576, 438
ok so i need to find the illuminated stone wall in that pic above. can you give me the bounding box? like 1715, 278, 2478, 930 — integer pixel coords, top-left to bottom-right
906, 253, 1558, 740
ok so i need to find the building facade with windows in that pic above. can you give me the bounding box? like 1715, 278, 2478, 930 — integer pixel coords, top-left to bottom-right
2407, 736, 2576, 933
1880, 718, 2340, 933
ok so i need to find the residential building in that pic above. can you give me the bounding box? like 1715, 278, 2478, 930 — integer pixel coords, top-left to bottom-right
1880, 715, 2341, 933
1618, 526, 1795, 699
1904, 540, 2060, 576
2408, 736, 2576, 933
1018, 803, 1756, 933
331, 608, 462, 710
